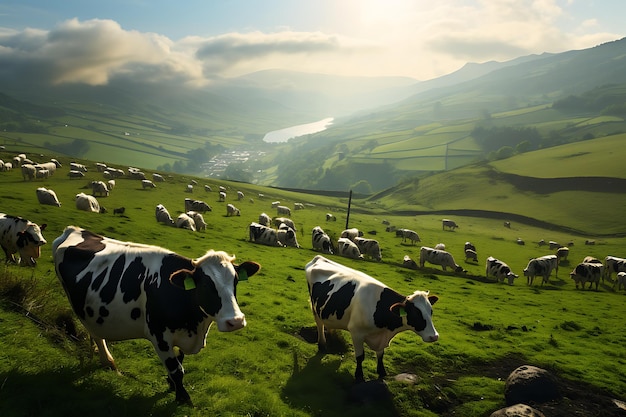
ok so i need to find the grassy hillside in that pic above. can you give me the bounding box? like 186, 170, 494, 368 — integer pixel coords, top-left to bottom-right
1, 148, 625, 417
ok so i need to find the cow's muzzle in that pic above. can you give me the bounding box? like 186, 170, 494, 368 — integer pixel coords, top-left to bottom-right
218, 315, 246, 332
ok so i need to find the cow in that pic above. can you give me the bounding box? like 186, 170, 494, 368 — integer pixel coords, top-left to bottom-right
70, 162, 88, 172
92, 181, 109, 197
337, 237, 363, 260
184, 198, 211, 213
219, 191, 226, 202
556, 247, 569, 262
185, 184, 193, 193
569, 262, 603, 290
276, 205, 291, 217
271, 201, 281, 208
113, 207, 126, 216
354, 237, 382, 261
486, 257, 518, 285
616, 272, 626, 291
523, 255, 558, 286
35, 168, 50, 179
204, 185, 212, 192
76, 193, 105, 213
155, 204, 175, 226
175, 213, 196, 231
516, 238, 525, 245
603, 256, 626, 282
277, 225, 300, 248
142, 179, 156, 189
186, 211, 207, 231
107, 179, 116, 190
312, 226, 333, 254
219, 186, 226, 193
464, 242, 476, 252
419, 246, 465, 273
152, 173, 165, 182
249, 223, 282, 247
305, 255, 438, 381
548, 241, 560, 250
36, 187, 61, 207
442, 219, 458, 231
96, 162, 108, 172
273, 217, 296, 231
402, 255, 418, 270
504, 221, 511, 228
0, 213, 47, 266
68, 170, 85, 179
258, 213, 271, 227
226, 204, 240, 217
326, 213, 337, 222
465, 249, 478, 263
340, 228, 363, 242
35, 160, 61, 176
129, 170, 146, 180
237, 191, 244, 201
294, 202, 305, 210
434, 243, 445, 250
51, 226, 259, 404
21, 164, 36, 180
399, 229, 420, 245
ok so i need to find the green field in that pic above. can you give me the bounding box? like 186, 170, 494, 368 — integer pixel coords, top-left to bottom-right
1, 146, 625, 417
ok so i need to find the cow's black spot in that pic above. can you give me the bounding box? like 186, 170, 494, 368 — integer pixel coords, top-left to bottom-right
99, 306, 109, 317
406, 302, 427, 332
373, 288, 405, 330
311, 281, 356, 320
120, 256, 145, 303
96, 317, 104, 325
131, 308, 141, 320
159, 340, 170, 352
85, 306, 94, 317
91, 268, 108, 292
100, 254, 126, 304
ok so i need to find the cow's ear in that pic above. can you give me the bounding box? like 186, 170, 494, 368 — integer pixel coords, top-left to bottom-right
389, 301, 407, 317
170, 269, 196, 290
428, 295, 439, 306
235, 261, 261, 281
40, 223, 47, 231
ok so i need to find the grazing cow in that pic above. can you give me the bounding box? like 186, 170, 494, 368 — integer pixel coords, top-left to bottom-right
582, 256, 602, 265
556, 247, 569, 262
419, 247, 465, 273
464, 242, 476, 252
129, 170, 146, 180
312, 226, 333, 254
486, 257, 518, 285
76, 193, 105, 213
249, 223, 285, 247
570, 262, 603, 290
204, 184, 212, 192
305, 255, 438, 381
189, 179, 198, 186
36, 187, 61, 207
219, 186, 226, 193
52, 226, 259, 404
603, 256, 626, 281
273, 217, 296, 231
219, 191, 226, 202
35, 168, 50, 179
340, 228, 363, 242
107, 179, 116, 190
155, 204, 175, 226
585, 240, 595, 245
184, 198, 211, 213
113, 207, 125, 216
616, 272, 626, 291
548, 241, 560, 250
434, 243, 446, 250
176, 213, 196, 231
403, 255, 418, 270
277, 225, 300, 248
96, 162, 108, 172
399, 229, 420, 245
186, 211, 207, 231
226, 204, 240, 217
185, 184, 193, 193
294, 202, 305, 210
0, 213, 47, 266
516, 238, 525, 245
326, 213, 336, 222
465, 249, 478, 263
70, 162, 88, 172
35, 160, 61, 175
152, 173, 165, 182
276, 205, 291, 217
21, 164, 36, 180
91, 181, 109, 197
141, 179, 156, 189
504, 221, 511, 228
354, 237, 382, 261
337, 237, 363, 260
258, 213, 271, 226
237, 191, 244, 201
271, 201, 281, 208
68, 170, 85, 179
523, 255, 558, 286
442, 219, 458, 231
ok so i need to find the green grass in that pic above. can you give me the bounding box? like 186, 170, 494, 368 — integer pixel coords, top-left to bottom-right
1, 150, 625, 417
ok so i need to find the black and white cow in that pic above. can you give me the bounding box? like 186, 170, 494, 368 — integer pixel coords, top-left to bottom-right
305, 255, 439, 381
419, 246, 464, 273
616, 272, 626, 291
603, 256, 626, 281
523, 255, 558, 286
276, 205, 291, 217
155, 204, 175, 226
186, 211, 207, 231
175, 213, 196, 231
258, 213, 271, 227
52, 226, 259, 404
399, 229, 420, 245
570, 262, 603, 290
0, 213, 47, 266
91, 181, 110, 196
184, 198, 211, 213
226, 203, 240, 217
486, 257, 518, 285
340, 228, 363, 242
354, 237, 382, 261
337, 237, 363, 259
36, 187, 61, 207
312, 226, 333, 254
249, 223, 282, 247
76, 193, 105, 213
273, 217, 296, 231
442, 219, 458, 231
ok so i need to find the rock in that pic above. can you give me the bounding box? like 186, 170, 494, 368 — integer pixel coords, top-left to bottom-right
505, 365, 560, 406
490, 403, 546, 417
394, 373, 418, 384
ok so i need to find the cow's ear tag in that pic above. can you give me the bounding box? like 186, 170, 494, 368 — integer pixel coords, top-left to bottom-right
184, 275, 196, 290
238, 269, 248, 281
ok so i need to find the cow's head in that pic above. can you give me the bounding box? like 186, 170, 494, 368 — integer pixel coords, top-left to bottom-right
170, 250, 260, 332
16, 223, 47, 266
391, 291, 439, 342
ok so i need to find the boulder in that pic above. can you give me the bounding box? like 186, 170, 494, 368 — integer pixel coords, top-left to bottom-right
505, 365, 560, 406
490, 403, 546, 417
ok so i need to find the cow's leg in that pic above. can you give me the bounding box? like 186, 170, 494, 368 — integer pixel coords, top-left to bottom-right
375, 350, 386, 379
351, 335, 366, 383
313, 315, 327, 352
92, 337, 117, 371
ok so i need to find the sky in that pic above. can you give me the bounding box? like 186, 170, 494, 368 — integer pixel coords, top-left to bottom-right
0, 0, 624, 89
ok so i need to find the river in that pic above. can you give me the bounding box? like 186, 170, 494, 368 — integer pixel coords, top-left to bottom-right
262, 117, 334, 143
